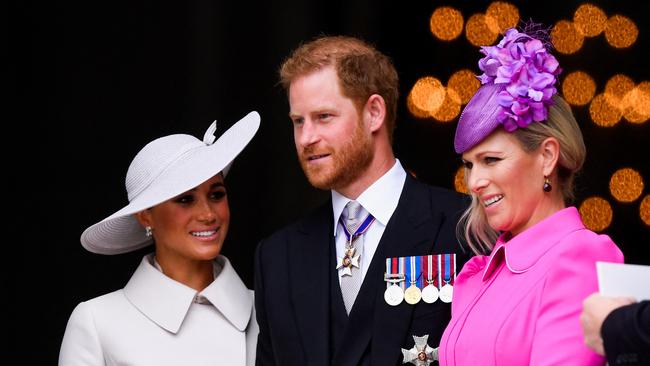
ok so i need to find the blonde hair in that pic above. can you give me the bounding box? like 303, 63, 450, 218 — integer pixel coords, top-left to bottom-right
459, 96, 586, 255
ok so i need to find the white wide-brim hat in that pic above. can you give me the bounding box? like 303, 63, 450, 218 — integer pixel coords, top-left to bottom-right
81, 111, 260, 255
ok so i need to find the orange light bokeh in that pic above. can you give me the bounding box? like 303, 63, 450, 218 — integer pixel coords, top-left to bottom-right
430, 7, 465, 41
609, 168, 645, 203
447, 69, 481, 105
589, 94, 622, 127
622, 82, 650, 124
407, 94, 431, 119
551, 20, 584, 54
465, 13, 499, 47
432, 88, 461, 123
605, 15, 638, 48
407, 77, 446, 119
605, 74, 636, 106
562, 71, 596, 106
454, 166, 468, 194
485, 2, 519, 34
579, 196, 613, 232
640, 195, 650, 226
573, 3, 607, 37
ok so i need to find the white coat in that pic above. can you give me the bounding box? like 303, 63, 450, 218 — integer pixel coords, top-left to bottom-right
59, 254, 258, 366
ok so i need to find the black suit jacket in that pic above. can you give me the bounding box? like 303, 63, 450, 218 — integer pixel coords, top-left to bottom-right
254, 175, 470, 365
602, 300, 650, 366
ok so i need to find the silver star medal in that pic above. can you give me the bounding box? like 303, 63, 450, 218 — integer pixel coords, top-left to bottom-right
336, 247, 360, 277
401, 335, 438, 365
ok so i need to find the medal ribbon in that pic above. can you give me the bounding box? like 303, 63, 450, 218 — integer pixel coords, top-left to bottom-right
451, 254, 456, 284
444, 254, 451, 285
424, 255, 438, 287
399, 257, 406, 290
437, 254, 443, 289
338, 213, 375, 244
422, 255, 428, 287
386, 258, 395, 289
405, 256, 422, 287
386, 257, 405, 289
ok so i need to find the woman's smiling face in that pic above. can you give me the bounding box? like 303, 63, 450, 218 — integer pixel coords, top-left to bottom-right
137, 174, 230, 265
462, 129, 548, 236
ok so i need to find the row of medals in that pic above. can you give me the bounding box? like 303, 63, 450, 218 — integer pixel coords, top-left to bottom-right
338, 245, 452, 306
383, 273, 453, 306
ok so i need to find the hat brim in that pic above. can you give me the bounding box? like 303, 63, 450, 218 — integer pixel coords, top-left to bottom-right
81, 111, 260, 255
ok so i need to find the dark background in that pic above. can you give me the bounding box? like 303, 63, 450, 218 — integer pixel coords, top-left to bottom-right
10, 0, 649, 363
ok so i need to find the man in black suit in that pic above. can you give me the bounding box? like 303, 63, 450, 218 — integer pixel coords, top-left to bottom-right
255, 35, 469, 365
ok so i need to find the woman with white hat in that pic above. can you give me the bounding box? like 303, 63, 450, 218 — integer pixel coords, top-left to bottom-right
59, 111, 260, 366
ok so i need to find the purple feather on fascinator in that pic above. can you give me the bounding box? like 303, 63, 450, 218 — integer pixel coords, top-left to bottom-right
454, 23, 562, 154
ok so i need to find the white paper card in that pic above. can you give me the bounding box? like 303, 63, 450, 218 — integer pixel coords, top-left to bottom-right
596, 261, 650, 301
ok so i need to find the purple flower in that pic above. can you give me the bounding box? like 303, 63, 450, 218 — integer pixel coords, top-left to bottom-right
497, 90, 514, 107
479, 57, 500, 76
474, 26, 560, 132
530, 102, 547, 121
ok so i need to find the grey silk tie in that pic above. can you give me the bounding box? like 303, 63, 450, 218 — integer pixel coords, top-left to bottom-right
340, 200, 364, 314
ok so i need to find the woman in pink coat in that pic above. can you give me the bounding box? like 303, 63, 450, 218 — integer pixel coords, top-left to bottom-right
438, 26, 624, 365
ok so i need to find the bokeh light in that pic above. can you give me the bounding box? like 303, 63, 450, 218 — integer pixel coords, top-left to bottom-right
604, 74, 635, 106
609, 168, 644, 203
579, 196, 613, 232
465, 13, 499, 46
485, 2, 519, 34
430, 7, 464, 41
640, 195, 650, 226
621, 81, 649, 122
605, 15, 638, 48
589, 94, 622, 127
573, 3, 607, 37
407, 77, 445, 119
432, 88, 461, 123
562, 71, 596, 106
622, 82, 650, 124
551, 20, 584, 54
454, 166, 468, 194
447, 69, 481, 105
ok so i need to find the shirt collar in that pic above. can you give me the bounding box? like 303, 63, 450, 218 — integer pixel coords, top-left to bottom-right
331, 159, 406, 236
482, 207, 585, 281
124, 254, 253, 333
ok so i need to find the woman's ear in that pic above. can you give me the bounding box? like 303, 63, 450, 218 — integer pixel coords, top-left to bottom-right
134, 210, 152, 229
364, 94, 386, 133
540, 137, 560, 177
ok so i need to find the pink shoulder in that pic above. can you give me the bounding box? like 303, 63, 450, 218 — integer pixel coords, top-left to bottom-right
456, 255, 490, 283
558, 229, 624, 264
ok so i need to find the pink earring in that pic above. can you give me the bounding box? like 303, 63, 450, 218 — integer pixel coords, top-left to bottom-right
145, 226, 153, 237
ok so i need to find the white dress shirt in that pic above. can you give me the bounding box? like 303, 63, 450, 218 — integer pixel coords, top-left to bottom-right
331, 159, 407, 285
59, 254, 258, 366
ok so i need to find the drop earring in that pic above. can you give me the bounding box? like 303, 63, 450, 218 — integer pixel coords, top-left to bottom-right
543, 176, 552, 192
145, 226, 153, 237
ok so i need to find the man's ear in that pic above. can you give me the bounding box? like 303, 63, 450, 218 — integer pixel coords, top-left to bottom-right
364, 94, 386, 133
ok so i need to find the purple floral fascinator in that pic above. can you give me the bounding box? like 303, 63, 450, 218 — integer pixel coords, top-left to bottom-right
454, 26, 562, 153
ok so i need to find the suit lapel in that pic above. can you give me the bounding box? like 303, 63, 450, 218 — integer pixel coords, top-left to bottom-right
333, 176, 444, 365
289, 202, 332, 366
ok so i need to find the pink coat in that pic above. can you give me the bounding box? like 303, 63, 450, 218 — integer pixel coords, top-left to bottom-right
439, 207, 624, 365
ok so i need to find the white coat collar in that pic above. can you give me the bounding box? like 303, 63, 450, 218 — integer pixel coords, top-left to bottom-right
124, 253, 253, 334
